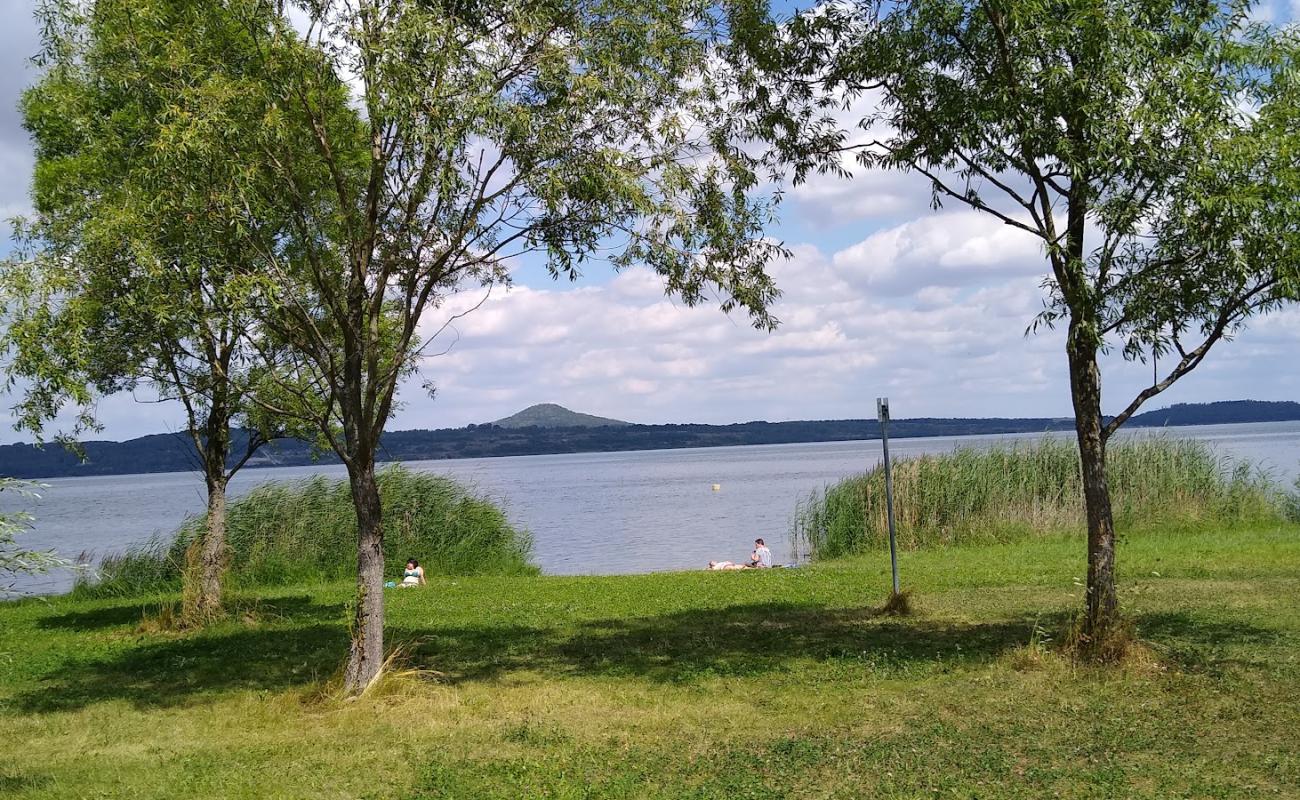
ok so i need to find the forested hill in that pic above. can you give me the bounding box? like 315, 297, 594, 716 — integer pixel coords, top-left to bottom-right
2, 399, 1298, 479
1126, 400, 1300, 427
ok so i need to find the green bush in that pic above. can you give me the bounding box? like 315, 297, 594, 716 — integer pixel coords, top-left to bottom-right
78, 466, 536, 597
793, 437, 1287, 560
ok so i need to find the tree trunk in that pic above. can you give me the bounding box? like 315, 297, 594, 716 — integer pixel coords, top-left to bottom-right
343, 461, 386, 694
183, 477, 229, 621
1066, 332, 1120, 651
183, 413, 231, 624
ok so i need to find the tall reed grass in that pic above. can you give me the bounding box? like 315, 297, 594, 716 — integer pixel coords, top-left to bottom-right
79, 466, 536, 597
793, 437, 1287, 560
1287, 475, 1300, 523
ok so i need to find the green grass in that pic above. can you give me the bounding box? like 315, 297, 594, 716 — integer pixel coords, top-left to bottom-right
79, 466, 537, 597
794, 437, 1288, 559
2, 523, 1298, 798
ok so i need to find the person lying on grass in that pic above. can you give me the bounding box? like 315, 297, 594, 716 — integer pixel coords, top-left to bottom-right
707, 560, 749, 570
398, 558, 426, 588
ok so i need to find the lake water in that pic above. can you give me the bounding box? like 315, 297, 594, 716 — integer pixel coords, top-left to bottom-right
7, 421, 1300, 594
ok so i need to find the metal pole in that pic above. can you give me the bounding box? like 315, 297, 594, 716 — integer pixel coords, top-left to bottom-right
878, 397, 899, 595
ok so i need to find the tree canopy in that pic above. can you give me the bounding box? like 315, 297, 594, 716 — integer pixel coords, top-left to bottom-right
101, 0, 793, 691
725, 0, 1300, 651
3, 0, 305, 618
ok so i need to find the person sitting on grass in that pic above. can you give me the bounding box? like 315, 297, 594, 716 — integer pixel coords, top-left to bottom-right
398, 558, 426, 588
749, 538, 773, 568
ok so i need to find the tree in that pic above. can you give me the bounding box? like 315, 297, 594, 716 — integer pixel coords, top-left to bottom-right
728, 0, 1299, 652
193, 0, 786, 692
0, 478, 65, 598
2, 0, 296, 621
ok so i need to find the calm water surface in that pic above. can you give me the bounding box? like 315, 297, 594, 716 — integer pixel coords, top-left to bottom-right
9, 421, 1300, 594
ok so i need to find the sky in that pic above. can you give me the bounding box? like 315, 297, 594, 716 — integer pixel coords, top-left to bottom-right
0, 0, 1297, 444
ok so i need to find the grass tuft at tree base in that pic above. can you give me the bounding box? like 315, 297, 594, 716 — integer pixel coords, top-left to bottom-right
1057, 610, 1160, 668
878, 589, 913, 616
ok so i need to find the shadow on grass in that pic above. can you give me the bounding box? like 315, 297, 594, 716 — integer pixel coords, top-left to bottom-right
1135, 611, 1288, 674
397, 603, 1053, 684
14, 600, 1287, 715
16, 622, 348, 714
35, 595, 344, 632
0, 772, 54, 793
1135, 611, 1284, 647
35, 601, 151, 631
16, 601, 1039, 714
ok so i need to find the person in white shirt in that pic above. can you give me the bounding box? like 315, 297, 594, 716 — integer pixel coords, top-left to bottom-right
749, 538, 773, 568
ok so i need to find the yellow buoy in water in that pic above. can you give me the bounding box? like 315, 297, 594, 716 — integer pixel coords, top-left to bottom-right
711, 483, 721, 492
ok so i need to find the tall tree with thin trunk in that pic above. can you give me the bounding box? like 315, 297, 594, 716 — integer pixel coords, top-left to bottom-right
1, 0, 296, 621
196, 0, 787, 692
724, 0, 1299, 653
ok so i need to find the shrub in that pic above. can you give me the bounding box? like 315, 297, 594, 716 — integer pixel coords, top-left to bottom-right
78, 466, 536, 597
793, 437, 1286, 560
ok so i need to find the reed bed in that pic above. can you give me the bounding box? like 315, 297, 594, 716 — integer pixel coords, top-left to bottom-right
79, 466, 536, 596
793, 437, 1287, 560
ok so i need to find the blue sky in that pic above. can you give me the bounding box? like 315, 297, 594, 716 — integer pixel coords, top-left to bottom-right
0, 0, 1296, 443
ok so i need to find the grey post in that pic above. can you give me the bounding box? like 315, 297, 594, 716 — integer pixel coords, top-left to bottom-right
877, 397, 899, 595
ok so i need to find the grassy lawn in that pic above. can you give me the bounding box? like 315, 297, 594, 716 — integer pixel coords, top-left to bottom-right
2, 525, 1298, 799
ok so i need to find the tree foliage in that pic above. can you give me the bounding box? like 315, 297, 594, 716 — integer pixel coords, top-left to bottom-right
0, 478, 64, 597
2, 0, 307, 619
7, 0, 277, 441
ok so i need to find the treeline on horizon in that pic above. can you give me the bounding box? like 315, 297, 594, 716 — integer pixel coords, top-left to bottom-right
3, 399, 1298, 480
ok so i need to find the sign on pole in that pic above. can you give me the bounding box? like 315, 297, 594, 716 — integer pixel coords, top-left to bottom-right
877, 397, 900, 595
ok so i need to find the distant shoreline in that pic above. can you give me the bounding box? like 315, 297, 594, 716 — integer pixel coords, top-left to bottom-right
4, 400, 1298, 480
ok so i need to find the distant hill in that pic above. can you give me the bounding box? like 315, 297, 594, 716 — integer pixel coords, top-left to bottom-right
1128, 400, 1300, 427
491, 403, 629, 429
2, 399, 1297, 479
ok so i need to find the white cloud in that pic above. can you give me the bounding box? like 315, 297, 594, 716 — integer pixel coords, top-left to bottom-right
830, 211, 1046, 295
390, 242, 1079, 430
789, 165, 931, 225
0, 0, 39, 243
